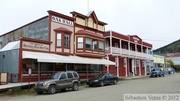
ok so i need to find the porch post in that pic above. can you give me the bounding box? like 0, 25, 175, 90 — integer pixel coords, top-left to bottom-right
126, 57, 128, 77
144, 61, 147, 75
132, 59, 135, 76
116, 56, 119, 77
139, 59, 141, 76
38, 62, 40, 81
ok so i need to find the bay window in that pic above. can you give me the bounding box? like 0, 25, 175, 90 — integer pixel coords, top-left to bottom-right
78, 37, 83, 48
99, 41, 104, 51
86, 38, 92, 49
93, 40, 97, 50
57, 33, 62, 47
64, 34, 70, 47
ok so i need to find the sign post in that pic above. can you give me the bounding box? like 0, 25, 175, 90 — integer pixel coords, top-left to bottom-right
28, 68, 32, 91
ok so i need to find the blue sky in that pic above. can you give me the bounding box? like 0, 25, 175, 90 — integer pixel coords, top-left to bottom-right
0, 0, 180, 50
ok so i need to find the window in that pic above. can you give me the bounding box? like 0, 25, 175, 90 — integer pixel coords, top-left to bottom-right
115, 43, 118, 48
67, 72, 73, 78
99, 41, 104, 51
57, 33, 61, 46
124, 58, 127, 67
73, 72, 78, 78
86, 38, 92, 49
64, 34, 70, 47
123, 45, 126, 49
136, 60, 139, 67
105, 41, 109, 48
142, 61, 145, 67
88, 64, 101, 72
60, 73, 67, 79
93, 40, 97, 50
78, 37, 83, 48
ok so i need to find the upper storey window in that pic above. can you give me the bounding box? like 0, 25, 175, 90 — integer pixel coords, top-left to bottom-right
86, 38, 92, 49
78, 37, 83, 48
99, 41, 104, 51
93, 40, 97, 50
64, 34, 70, 47
57, 33, 62, 47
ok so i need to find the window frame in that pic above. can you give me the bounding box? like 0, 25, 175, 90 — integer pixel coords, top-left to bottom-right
77, 37, 84, 48
64, 34, 70, 48
99, 41, 104, 51
56, 33, 62, 47
85, 38, 92, 49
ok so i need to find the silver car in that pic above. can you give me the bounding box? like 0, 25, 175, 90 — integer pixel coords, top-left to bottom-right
34, 71, 80, 94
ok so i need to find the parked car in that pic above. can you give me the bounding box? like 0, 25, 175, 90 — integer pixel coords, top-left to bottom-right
150, 68, 165, 77
86, 73, 118, 87
34, 71, 80, 94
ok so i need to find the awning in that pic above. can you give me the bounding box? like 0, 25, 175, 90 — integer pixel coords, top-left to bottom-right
22, 51, 115, 65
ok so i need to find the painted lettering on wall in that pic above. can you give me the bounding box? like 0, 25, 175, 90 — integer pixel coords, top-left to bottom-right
22, 41, 49, 51
52, 16, 73, 26
133, 37, 139, 43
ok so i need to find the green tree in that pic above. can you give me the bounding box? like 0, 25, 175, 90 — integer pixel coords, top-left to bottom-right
166, 59, 174, 67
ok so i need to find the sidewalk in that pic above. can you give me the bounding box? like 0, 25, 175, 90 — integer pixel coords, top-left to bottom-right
0, 82, 35, 91
119, 75, 149, 80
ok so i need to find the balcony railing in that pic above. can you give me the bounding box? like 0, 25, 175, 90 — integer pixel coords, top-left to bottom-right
105, 47, 153, 60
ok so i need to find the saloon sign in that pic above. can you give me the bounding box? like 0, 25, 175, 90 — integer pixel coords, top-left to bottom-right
22, 41, 49, 51
52, 16, 73, 26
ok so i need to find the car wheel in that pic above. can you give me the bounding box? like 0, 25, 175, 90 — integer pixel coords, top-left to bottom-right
162, 74, 164, 77
36, 91, 43, 94
48, 85, 56, 94
100, 81, 104, 87
159, 75, 161, 77
72, 83, 79, 91
113, 80, 117, 85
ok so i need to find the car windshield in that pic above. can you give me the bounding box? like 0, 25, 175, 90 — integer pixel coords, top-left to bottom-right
48, 72, 60, 79
95, 74, 105, 78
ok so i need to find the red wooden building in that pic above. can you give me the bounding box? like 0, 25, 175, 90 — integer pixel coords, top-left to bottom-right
104, 31, 153, 77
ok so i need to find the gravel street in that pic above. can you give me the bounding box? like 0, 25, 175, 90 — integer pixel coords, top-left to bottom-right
1, 73, 180, 101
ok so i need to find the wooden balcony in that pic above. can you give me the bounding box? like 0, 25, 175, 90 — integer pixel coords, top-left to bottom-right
105, 47, 153, 60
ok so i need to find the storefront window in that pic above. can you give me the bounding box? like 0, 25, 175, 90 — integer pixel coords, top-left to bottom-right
74, 64, 86, 72
22, 59, 38, 72
41, 63, 54, 71
77, 37, 83, 48
57, 33, 61, 47
86, 38, 92, 49
89, 64, 101, 72
64, 34, 70, 47
99, 41, 104, 51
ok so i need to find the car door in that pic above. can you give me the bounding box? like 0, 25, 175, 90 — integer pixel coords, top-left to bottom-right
57, 73, 68, 89
104, 74, 110, 85
66, 72, 74, 88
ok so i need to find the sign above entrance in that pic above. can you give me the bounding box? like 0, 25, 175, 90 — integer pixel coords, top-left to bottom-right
22, 41, 49, 51
52, 16, 73, 26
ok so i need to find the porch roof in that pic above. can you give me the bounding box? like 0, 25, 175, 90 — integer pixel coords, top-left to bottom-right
22, 51, 115, 65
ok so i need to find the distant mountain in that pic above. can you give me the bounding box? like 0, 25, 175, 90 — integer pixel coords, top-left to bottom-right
153, 39, 180, 55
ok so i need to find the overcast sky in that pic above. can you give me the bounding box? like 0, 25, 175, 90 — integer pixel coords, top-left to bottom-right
0, 0, 180, 50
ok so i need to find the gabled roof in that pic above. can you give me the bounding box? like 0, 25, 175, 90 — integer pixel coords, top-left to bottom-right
70, 11, 107, 25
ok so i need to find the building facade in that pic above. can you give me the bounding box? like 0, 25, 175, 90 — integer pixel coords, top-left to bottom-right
104, 31, 153, 77
0, 10, 115, 82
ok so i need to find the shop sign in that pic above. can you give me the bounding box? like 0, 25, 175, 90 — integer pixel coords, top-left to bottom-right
52, 16, 73, 26
22, 41, 49, 51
